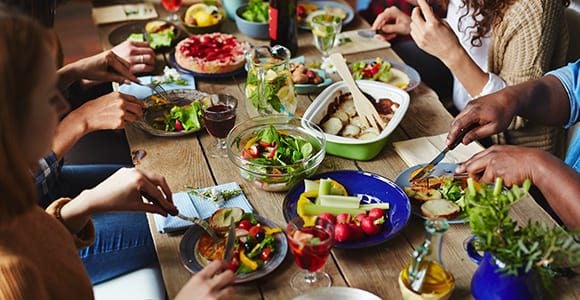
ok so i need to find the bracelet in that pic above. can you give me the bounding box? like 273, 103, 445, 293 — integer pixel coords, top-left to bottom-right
46, 198, 72, 224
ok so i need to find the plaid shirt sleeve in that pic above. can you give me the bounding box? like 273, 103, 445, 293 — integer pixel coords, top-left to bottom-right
34, 152, 61, 198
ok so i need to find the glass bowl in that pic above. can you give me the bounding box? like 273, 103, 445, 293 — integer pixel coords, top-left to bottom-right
226, 115, 326, 192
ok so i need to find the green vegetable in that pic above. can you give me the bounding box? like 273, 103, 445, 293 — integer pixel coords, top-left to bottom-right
318, 178, 332, 196
302, 203, 365, 216
148, 31, 174, 49
440, 179, 463, 201
308, 237, 321, 245
360, 203, 390, 210
318, 195, 361, 208
464, 178, 580, 293
242, 0, 269, 23
153, 101, 203, 132
236, 264, 255, 275
241, 212, 259, 225
247, 236, 275, 258
304, 179, 319, 193
128, 33, 144, 42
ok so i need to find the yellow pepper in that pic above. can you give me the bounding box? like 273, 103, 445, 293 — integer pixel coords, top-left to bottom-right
244, 136, 258, 150
262, 226, 282, 236
240, 250, 259, 271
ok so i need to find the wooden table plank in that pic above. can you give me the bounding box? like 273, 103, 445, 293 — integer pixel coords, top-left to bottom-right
93, 3, 578, 299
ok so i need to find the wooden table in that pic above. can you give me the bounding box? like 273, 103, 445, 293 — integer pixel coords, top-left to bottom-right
94, 6, 579, 299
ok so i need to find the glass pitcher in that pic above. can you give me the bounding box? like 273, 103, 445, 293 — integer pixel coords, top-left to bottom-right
244, 45, 297, 117
399, 218, 455, 299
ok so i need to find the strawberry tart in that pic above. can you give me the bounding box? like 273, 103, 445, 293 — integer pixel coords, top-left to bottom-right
175, 33, 249, 74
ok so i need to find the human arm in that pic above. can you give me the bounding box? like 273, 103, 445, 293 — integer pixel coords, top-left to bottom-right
175, 260, 235, 300
456, 145, 580, 229
447, 74, 571, 146
58, 168, 177, 234
51, 92, 144, 160
410, 0, 490, 98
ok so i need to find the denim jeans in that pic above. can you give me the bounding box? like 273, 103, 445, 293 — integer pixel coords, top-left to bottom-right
38, 164, 157, 284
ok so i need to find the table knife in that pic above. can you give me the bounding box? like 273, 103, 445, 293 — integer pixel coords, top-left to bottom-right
223, 220, 236, 262
357, 28, 388, 38
408, 124, 479, 183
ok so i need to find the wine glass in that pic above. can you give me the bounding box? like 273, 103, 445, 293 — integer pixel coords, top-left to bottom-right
311, 12, 343, 59
202, 94, 237, 157
286, 216, 335, 292
161, 0, 182, 22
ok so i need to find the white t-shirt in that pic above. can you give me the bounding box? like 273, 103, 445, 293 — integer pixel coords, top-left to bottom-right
445, 0, 507, 110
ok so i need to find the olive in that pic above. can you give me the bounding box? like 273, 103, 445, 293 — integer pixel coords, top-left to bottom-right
255, 231, 265, 243
243, 241, 255, 253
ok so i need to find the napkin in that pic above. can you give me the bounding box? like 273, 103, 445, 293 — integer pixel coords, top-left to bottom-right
92, 4, 158, 25
153, 182, 253, 233
118, 74, 196, 100
328, 30, 391, 56
393, 133, 485, 167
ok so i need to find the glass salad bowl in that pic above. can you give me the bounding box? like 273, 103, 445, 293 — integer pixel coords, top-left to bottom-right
226, 115, 326, 192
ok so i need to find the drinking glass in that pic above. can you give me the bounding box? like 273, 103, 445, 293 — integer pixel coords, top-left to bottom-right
286, 216, 335, 292
161, 0, 182, 22
202, 94, 237, 157
311, 13, 343, 58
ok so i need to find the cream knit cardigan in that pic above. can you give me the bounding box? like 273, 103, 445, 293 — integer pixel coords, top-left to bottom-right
488, 0, 569, 156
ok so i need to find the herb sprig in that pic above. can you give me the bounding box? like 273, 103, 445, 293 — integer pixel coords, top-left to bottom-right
464, 178, 580, 292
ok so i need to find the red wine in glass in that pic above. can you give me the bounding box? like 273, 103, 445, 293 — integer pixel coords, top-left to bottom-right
203, 104, 236, 139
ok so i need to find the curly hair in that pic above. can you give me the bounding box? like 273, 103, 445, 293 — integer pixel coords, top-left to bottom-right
452, 0, 569, 47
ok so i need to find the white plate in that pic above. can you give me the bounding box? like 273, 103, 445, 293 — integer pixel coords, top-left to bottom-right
294, 287, 381, 300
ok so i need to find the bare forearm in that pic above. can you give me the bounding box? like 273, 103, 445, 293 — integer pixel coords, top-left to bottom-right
443, 47, 489, 98
52, 111, 88, 160
56, 63, 80, 91
532, 155, 580, 229
59, 190, 94, 233
510, 75, 570, 126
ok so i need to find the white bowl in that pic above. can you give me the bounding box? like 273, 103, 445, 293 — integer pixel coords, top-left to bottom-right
302, 80, 409, 160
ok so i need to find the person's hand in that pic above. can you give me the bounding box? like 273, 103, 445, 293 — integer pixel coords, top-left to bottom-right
455, 145, 548, 186
372, 6, 411, 40
66, 50, 139, 84
410, 0, 461, 62
175, 260, 235, 300
112, 40, 156, 75
446, 90, 518, 146
72, 92, 145, 132
80, 168, 177, 216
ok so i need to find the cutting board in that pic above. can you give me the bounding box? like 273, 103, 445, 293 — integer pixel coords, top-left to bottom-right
92, 3, 158, 25
329, 30, 391, 56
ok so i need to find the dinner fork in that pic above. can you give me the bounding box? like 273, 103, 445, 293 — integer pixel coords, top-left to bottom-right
135, 81, 170, 104
329, 53, 386, 130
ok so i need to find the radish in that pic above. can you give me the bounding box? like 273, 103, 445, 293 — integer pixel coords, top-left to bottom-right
368, 208, 385, 220
354, 213, 367, 224
334, 223, 352, 242
361, 216, 385, 236
318, 212, 336, 225
348, 222, 365, 241
336, 213, 351, 224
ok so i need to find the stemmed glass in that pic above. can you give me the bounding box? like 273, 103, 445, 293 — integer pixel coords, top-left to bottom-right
311, 12, 343, 59
161, 0, 182, 22
286, 216, 335, 292
202, 94, 237, 157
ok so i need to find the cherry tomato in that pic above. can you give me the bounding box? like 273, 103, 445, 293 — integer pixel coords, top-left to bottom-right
175, 119, 184, 131
228, 257, 240, 272
248, 225, 264, 238
238, 220, 252, 230
260, 247, 272, 261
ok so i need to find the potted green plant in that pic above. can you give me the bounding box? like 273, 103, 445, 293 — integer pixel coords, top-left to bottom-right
463, 178, 579, 299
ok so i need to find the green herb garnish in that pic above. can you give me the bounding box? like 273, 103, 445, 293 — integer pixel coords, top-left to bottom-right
242, 0, 269, 23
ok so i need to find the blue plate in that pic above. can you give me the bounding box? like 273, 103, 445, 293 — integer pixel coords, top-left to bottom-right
179, 214, 288, 283
394, 163, 467, 224
298, 0, 355, 30
283, 170, 411, 249
290, 57, 333, 94
168, 51, 247, 79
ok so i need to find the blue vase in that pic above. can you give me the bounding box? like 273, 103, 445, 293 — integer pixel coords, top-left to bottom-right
466, 237, 543, 300
223, 0, 249, 20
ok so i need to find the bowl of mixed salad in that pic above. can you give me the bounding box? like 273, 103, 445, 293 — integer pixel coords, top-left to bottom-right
226, 115, 326, 192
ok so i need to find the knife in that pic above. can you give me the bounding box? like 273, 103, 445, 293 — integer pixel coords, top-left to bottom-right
408, 123, 479, 183
223, 220, 236, 263
357, 28, 389, 39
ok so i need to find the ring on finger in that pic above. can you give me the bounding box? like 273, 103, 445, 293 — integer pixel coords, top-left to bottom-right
139, 55, 144, 64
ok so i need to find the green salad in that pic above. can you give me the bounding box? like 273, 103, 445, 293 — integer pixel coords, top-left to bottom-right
242, 0, 269, 23
352, 57, 392, 82
128, 31, 174, 49
151, 101, 203, 132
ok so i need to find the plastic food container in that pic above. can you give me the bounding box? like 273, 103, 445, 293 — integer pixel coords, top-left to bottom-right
302, 80, 409, 161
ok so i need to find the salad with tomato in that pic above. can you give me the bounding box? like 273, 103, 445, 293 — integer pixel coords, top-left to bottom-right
351, 57, 393, 82
151, 101, 203, 132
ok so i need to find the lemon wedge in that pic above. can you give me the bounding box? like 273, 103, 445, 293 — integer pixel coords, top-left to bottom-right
264, 69, 278, 82
186, 3, 208, 19
194, 11, 216, 27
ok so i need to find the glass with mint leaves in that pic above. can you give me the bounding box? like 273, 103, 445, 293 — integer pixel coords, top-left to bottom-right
310, 12, 342, 59
244, 45, 297, 117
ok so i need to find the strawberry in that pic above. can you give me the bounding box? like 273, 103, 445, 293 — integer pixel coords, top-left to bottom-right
334, 223, 352, 242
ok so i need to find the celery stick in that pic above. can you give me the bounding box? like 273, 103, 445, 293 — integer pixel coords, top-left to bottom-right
360, 203, 390, 210
318, 195, 361, 208
302, 203, 366, 216
318, 178, 332, 196
304, 179, 319, 193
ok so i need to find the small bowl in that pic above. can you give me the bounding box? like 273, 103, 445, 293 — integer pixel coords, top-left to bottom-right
234, 5, 269, 40
223, 0, 248, 20
226, 115, 326, 192
302, 80, 410, 161
181, 6, 225, 34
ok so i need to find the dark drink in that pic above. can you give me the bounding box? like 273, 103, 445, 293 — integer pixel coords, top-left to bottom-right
203, 104, 236, 138
288, 226, 332, 272
162, 0, 182, 13
269, 0, 298, 55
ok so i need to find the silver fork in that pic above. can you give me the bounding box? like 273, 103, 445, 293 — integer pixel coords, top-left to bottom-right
176, 213, 220, 241
136, 81, 170, 103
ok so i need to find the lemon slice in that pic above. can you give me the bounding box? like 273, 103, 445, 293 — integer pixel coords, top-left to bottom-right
312, 27, 327, 37
186, 3, 208, 18
277, 85, 290, 100
194, 11, 215, 27
264, 69, 278, 82
389, 68, 410, 90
